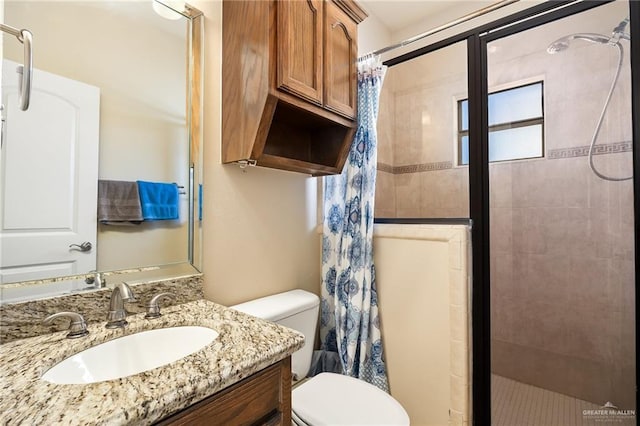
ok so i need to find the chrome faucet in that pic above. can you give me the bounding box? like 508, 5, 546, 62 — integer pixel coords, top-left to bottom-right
106, 283, 137, 329
43, 311, 89, 339
145, 292, 175, 319
85, 271, 105, 288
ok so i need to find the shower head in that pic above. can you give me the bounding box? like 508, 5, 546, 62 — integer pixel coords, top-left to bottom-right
612, 17, 629, 36
547, 39, 570, 54
546, 33, 612, 54
610, 17, 631, 44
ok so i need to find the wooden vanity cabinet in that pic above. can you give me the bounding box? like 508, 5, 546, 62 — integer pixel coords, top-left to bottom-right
156, 357, 291, 426
222, 0, 367, 176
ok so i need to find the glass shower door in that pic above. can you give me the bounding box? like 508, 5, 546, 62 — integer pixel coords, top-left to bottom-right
487, 1, 636, 424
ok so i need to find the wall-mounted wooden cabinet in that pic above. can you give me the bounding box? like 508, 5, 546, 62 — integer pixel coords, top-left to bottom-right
276, 0, 324, 106
323, 1, 358, 119
222, 0, 367, 176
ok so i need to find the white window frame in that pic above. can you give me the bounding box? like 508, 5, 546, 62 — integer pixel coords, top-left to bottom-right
456, 78, 545, 166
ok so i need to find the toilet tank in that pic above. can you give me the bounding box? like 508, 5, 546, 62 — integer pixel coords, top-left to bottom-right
231, 289, 319, 380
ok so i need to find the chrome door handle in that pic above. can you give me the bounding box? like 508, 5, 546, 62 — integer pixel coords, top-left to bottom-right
69, 241, 92, 252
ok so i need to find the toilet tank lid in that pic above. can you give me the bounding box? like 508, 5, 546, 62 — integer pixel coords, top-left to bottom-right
230, 289, 319, 322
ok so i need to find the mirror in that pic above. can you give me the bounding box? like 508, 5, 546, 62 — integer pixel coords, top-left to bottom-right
0, 1, 203, 302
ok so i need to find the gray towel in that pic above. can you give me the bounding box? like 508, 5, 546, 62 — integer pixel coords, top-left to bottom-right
97, 180, 143, 224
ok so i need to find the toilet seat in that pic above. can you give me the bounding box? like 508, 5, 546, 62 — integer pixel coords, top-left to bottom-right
292, 373, 410, 426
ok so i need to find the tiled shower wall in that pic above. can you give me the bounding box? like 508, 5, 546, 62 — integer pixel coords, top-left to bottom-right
375, 43, 469, 219
375, 1, 635, 408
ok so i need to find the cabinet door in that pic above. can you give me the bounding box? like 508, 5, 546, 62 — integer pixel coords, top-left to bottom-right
156, 358, 292, 425
277, 0, 323, 105
324, 1, 357, 119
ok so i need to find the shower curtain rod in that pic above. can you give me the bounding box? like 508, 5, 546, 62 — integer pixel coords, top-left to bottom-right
357, 0, 519, 61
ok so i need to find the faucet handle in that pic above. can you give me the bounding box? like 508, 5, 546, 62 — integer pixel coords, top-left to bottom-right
145, 292, 175, 319
43, 311, 89, 339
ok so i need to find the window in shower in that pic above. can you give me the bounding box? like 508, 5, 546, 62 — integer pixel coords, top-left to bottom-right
458, 81, 544, 165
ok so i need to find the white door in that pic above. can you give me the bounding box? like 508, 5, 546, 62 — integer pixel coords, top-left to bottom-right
0, 59, 100, 285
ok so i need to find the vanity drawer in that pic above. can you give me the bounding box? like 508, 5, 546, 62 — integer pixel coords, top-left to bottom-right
157, 357, 292, 426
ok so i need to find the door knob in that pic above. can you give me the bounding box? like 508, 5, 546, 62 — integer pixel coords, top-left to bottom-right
69, 241, 92, 252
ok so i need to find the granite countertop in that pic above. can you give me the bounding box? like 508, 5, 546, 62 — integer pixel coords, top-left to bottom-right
0, 276, 205, 343
0, 299, 305, 425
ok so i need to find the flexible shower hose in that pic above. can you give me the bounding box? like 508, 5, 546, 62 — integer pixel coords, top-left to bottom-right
587, 41, 632, 181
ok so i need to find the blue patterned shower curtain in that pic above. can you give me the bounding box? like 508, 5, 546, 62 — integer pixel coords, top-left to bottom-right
320, 59, 388, 392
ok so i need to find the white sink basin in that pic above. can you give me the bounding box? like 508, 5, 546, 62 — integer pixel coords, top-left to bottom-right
42, 326, 219, 384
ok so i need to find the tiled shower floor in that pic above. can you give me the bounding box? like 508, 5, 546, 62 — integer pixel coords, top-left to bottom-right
491, 375, 636, 426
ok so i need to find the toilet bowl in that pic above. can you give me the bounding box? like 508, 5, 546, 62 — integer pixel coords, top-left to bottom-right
232, 289, 410, 426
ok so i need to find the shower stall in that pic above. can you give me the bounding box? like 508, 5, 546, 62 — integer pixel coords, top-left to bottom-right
373, 0, 637, 424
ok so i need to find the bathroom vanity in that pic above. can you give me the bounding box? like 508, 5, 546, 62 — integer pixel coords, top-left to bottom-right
0, 299, 304, 425
158, 358, 291, 425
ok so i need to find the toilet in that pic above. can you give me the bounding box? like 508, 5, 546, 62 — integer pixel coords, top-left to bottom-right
231, 289, 410, 426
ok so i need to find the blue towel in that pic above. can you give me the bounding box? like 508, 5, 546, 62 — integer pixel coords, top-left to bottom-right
136, 181, 179, 220
198, 184, 203, 221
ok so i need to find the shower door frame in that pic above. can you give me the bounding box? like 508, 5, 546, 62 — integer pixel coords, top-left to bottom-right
471, 2, 639, 424
383, 0, 639, 424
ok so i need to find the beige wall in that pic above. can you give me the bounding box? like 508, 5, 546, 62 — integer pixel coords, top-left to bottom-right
195, 0, 396, 306
357, 10, 391, 56
4, 1, 190, 272
374, 224, 471, 425
193, 0, 319, 305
